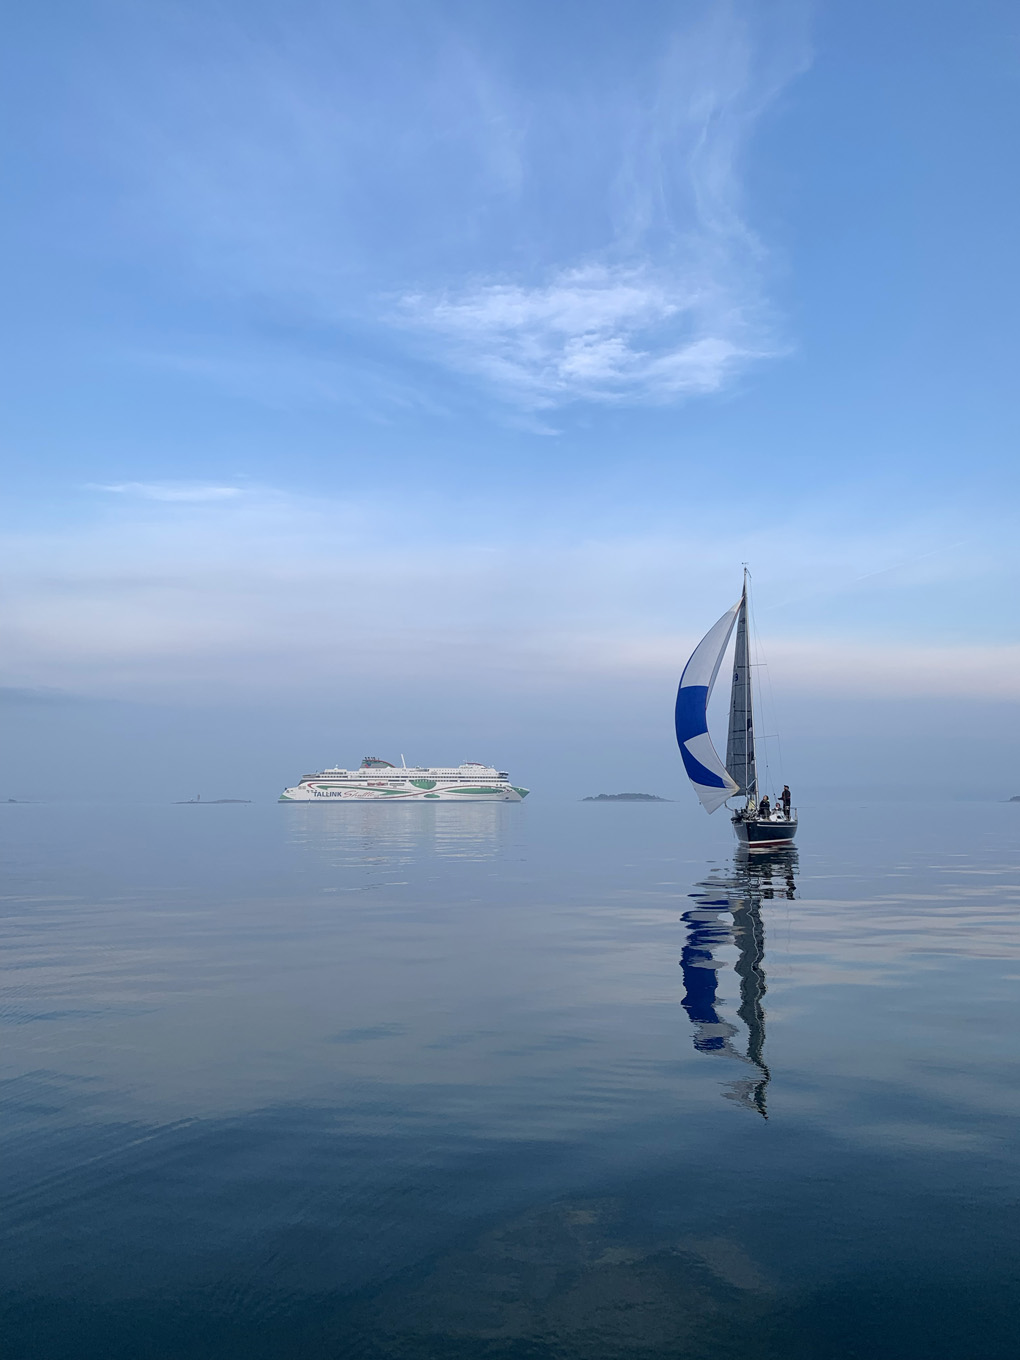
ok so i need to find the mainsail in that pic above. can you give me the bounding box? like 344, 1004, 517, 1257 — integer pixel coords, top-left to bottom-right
725, 584, 756, 799
675, 600, 741, 813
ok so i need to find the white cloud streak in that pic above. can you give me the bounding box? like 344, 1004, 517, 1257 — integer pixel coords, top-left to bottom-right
92, 482, 245, 503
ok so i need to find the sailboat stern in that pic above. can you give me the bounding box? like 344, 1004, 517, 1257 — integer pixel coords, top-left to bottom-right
732, 813, 798, 848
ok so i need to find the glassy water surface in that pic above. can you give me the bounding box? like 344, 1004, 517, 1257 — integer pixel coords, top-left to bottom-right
1, 799, 1018, 1358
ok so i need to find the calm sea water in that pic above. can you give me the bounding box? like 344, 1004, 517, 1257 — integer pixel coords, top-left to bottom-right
1, 798, 1018, 1359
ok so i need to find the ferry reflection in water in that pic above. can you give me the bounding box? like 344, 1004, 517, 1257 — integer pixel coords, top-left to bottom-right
680, 849, 797, 1118
284, 799, 513, 866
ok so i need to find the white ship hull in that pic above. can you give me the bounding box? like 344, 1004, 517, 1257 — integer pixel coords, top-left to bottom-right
280, 760, 528, 804
281, 783, 525, 803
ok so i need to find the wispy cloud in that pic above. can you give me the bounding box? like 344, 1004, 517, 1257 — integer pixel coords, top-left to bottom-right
91, 482, 245, 503
399, 263, 761, 407
78, 1, 807, 414
394, 4, 808, 407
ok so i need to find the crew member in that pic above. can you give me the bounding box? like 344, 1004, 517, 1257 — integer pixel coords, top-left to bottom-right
780, 785, 791, 816
758, 794, 771, 819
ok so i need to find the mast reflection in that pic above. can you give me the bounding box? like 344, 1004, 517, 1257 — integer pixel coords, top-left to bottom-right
680, 848, 797, 1118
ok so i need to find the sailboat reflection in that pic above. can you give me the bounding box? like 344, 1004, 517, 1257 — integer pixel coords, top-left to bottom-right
680, 848, 797, 1118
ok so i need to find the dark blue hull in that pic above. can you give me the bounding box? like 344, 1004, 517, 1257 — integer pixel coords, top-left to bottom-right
733, 814, 798, 848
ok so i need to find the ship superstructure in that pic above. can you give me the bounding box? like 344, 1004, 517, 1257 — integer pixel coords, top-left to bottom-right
280, 757, 529, 803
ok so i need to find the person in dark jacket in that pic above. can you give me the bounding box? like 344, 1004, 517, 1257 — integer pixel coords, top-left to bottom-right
758, 795, 771, 819
780, 785, 791, 816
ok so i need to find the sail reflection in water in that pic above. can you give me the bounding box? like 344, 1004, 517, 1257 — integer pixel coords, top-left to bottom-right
680, 850, 797, 1117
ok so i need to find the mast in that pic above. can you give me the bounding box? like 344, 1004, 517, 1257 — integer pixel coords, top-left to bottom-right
730, 886, 770, 1117
725, 570, 757, 806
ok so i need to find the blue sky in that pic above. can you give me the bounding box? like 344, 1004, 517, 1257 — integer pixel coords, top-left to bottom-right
2, 0, 1018, 799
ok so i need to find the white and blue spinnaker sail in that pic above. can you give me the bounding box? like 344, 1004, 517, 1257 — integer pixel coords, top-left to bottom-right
675, 600, 741, 813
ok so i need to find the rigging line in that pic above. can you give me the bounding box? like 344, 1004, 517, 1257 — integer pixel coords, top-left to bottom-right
745, 560, 761, 794
759, 540, 969, 615
760, 616, 785, 794
748, 572, 770, 797
748, 573, 783, 796
767, 618, 785, 789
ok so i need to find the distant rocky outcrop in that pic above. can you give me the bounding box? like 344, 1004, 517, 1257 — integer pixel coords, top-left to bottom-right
175, 798, 252, 804
1010, 796, 1020, 803
582, 793, 670, 802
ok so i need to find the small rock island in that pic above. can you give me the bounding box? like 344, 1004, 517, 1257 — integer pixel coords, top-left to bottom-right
175, 797, 252, 804
581, 793, 671, 802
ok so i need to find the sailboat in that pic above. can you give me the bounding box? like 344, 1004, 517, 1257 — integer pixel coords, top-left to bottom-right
675, 571, 797, 847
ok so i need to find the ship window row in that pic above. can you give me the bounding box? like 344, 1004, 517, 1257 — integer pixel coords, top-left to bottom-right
303, 778, 508, 784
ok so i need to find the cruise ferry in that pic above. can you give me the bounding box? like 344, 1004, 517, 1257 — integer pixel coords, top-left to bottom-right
279, 757, 529, 803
